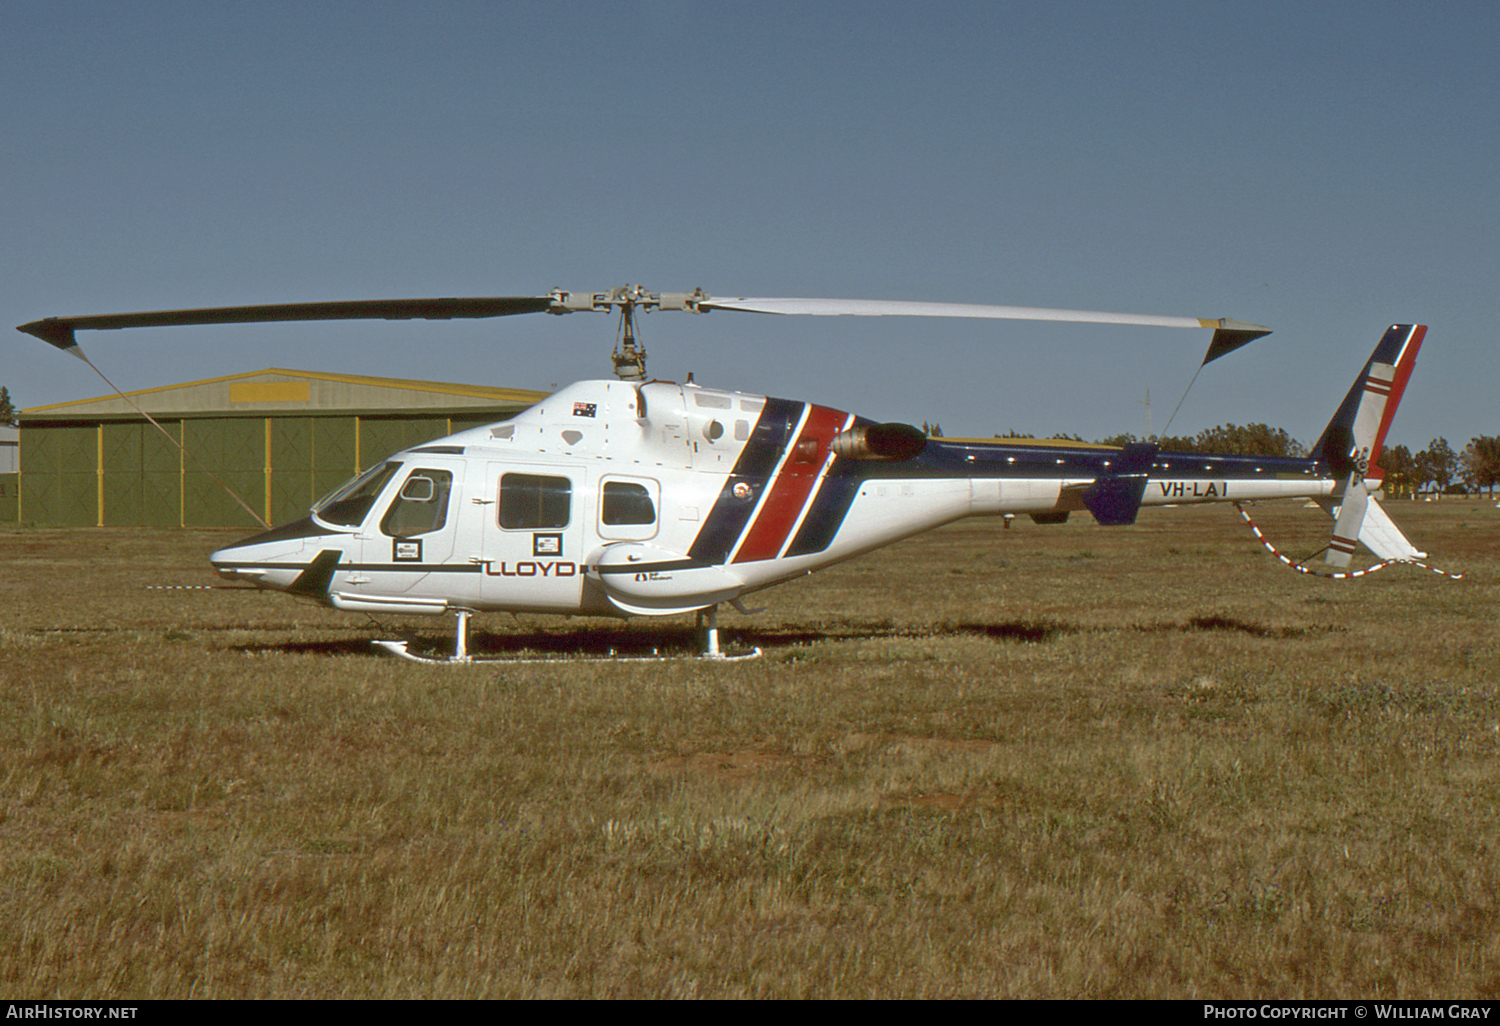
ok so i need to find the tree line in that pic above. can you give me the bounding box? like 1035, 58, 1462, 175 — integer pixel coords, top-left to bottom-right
1377, 437, 1500, 498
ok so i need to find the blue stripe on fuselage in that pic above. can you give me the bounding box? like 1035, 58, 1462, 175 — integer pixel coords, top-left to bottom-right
875, 440, 1317, 482
687, 397, 804, 564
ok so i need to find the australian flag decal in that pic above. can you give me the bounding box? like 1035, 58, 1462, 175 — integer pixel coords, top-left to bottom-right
573, 402, 597, 418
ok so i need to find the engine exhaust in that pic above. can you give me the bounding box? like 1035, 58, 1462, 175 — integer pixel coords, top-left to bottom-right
830, 423, 927, 462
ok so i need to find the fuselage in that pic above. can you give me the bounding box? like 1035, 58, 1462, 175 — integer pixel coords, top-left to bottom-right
210, 378, 1334, 618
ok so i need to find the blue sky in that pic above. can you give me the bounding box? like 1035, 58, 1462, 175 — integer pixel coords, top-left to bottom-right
4, 0, 1496, 450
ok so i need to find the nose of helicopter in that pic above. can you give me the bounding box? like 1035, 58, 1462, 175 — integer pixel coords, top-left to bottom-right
210, 516, 343, 592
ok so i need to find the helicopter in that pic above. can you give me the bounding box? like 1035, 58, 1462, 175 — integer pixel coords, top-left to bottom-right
18, 288, 1431, 663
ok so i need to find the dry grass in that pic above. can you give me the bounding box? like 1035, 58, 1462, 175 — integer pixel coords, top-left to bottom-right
1, 499, 1496, 998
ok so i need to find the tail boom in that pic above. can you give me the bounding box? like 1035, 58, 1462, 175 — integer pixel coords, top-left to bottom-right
959, 323, 1433, 570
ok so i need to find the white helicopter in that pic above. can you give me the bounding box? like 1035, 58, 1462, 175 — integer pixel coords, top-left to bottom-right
19, 288, 1432, 663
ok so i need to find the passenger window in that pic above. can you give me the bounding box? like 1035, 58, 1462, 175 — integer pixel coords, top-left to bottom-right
598, 476, 659, 541
381, 469, 453, 538
499, 473, 571, 529
602, 481, 656, 525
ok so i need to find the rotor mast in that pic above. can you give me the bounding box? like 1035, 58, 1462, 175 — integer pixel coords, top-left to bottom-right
613, 296, 647, 382
546, 285, 711, 381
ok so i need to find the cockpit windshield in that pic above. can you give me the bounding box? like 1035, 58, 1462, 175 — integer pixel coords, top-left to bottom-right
312, 462, 402, 528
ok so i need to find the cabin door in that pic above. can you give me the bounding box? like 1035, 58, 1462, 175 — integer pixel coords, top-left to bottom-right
350, 460, 472, 603
478, 463, 586, 612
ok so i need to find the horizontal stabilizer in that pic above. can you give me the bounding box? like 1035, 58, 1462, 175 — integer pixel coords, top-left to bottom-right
1081, 442, 1158, 526
1315, 495, 1427, 563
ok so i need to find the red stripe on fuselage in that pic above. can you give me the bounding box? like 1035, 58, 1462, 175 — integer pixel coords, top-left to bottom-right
732, 404, 847, 563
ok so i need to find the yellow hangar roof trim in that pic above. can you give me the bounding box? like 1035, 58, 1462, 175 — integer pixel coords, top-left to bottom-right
23, 368, 549, 418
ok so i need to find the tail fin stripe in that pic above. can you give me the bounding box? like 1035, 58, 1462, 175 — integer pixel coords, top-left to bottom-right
1368, 325, 1424, 467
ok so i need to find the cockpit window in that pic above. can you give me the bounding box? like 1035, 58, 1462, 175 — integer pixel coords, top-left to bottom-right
313, 462, 402, 527
499, 473, 571, 529
381, 469, 454, 538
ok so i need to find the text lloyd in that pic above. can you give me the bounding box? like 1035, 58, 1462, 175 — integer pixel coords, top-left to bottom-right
484, 561, 577, 578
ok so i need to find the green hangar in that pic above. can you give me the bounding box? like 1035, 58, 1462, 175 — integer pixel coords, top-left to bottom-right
11, 368, 546, 529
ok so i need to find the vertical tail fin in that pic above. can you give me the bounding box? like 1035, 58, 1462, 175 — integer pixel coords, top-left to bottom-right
1313, 324, 1425, 566
1311, 324, 1425, 484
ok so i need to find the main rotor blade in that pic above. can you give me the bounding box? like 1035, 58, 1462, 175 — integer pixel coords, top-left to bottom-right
696, 296, 1271, 352
19, 288, 1272, 364
17, 296, 556, 351
699, 295, 1264, 329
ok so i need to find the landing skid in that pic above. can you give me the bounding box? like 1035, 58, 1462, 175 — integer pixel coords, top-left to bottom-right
371, 607, 763, 666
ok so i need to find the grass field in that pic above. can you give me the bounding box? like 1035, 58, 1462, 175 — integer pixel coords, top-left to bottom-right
1, 499, 1496, 998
